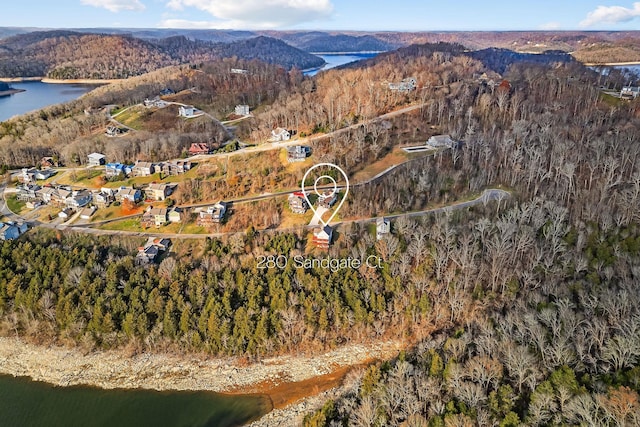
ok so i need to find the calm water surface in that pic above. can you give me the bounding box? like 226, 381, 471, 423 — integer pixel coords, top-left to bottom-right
305, 53, 380, 76
0, 374, 270, 427
0, 81, 97, 122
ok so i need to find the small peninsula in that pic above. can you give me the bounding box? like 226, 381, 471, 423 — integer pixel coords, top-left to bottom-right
0, 82, 25, 96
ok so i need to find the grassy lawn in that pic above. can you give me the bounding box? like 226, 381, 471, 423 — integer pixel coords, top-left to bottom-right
600, 92, 622, 107
99, 218, 143, 232
90, 205, 126, 222
115, 107, 146, 130
180, 223, 208, 234
37, 206, 61, 222
55, 169, 103, 188
6, 194, 26, 214
100, 218, 185, 234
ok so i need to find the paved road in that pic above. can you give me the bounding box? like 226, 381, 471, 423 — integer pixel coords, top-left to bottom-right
37, 188, 510, 240
182, 102, 428, 164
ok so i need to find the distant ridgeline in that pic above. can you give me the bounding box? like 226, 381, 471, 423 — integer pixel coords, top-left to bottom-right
0, 31, 325, 79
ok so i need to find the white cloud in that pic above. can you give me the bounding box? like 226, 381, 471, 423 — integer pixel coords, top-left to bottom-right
580, 2, 640, 27
539, 21, 562, 30
81, 0, 145, 12
164, 0, 334, 29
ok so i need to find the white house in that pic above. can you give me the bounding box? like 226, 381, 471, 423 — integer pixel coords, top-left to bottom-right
235, 105, 250, 116
80, 206, 97, 219
270, 128, 291, 142
88, 153, 106, 167
621, 86, 640, 100
427, 135, 455, 148
178, 105, 196, 118
389, 77, 417, 92
376, 217, 390, 240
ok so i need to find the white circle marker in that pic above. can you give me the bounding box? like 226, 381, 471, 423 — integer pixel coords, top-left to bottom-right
301, 163, 350, 228
313, 175, 337, 198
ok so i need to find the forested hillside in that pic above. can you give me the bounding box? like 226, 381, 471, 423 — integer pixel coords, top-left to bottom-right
302, 49, 640, 426
274, 32, 395, 52
1, 40, 639, 425
0, 58, 300, 166
0, 31, 324, 79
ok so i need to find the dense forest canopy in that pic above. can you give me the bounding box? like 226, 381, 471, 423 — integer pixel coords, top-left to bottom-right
0, 31, 324, 79
1, 38, 640, 425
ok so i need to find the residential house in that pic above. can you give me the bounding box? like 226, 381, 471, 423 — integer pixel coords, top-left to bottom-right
188, 143, 210, 156
40, 157, 59, 169
270, 128, 291, 142
65, 190, 93, 209
313, 225, 333, 249
137, 244, 159, 265
197, 201, 228, 226
168, 207, 183, 223
16, 184, 41, 202
288, 192, 308, 214
0, 222, 26, 240
317, 190, 338, 209
51, 188, 72, 207
287, 145, 310, 162
376, 217, 391, 240
80, 206, 97, 220
58, 208, 74, 219
178, 105, 196, 118
117, 187, 142, 203
105, 162, 130, 178
621, 86, 640, 100
34, 169, 56, 180
235, 104, 250, 116
427, 135, 455, 148
105, 126, 123, 137
143, 96, 169, 108
94, 188, 115, 208
132, 161, 156, 177
141, 207, 168, 228
388, 77, 417, 92
20, 168, 53, 183
88, 153, 106, 167
230, 68, 248, 75
19, 168, 37, 183
161, 160, 191, 176
35, 186, 56, 204
146, 183, 173, 201
136, 237, 171, 265
160, 88, 174, 96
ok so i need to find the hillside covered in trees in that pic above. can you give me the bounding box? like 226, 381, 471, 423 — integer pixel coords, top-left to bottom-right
1, 38, 640, 425
0, 57, 304, 167
0, 31, 324, 79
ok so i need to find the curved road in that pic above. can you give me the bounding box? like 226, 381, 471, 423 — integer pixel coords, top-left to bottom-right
14, 188, 509, 240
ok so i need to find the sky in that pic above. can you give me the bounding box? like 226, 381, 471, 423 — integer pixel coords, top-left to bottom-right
2, 0, 640, 31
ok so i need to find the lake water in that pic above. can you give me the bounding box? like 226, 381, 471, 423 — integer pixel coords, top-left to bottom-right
0, 81, 97, 122
0, 374, 270, 427
305, 53, 380, 76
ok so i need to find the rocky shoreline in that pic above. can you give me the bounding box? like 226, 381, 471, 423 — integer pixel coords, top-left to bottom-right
0, 336, 401, 422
